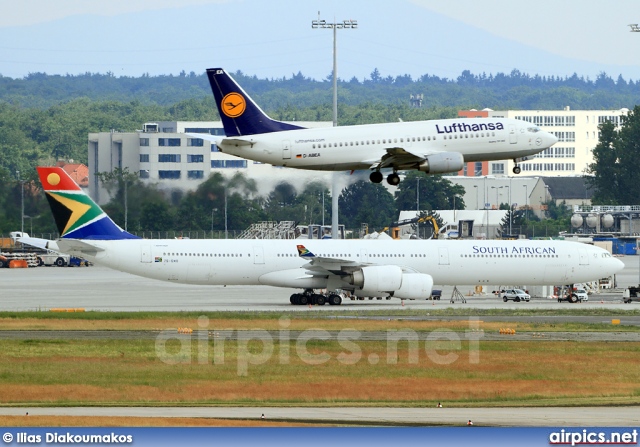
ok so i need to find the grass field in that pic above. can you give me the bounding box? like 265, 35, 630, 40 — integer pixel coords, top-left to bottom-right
1, 338, 639, 407
1, 310, 639, 412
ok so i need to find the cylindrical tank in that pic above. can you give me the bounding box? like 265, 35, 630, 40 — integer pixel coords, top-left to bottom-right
571, 214, 584, 228
601, 214, 614, 228
585, 214, 598, 228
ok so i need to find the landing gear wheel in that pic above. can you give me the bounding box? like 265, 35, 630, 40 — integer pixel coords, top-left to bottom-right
299, 294, 308, 305
329, 294, 342, 305
513, 166, 521, 174
387, 173, 400, 186
370, 171, 383, 183
315, 295, 326, 306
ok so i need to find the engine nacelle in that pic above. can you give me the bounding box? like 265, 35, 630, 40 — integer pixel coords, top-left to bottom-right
392, 273, 434, 300
418, 152, 464, 174
350, 265, 403, 296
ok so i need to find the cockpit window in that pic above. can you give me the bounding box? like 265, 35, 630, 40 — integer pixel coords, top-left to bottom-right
527, 127, 541, 133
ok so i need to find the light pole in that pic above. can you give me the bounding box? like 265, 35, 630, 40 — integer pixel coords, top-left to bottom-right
312, 13, 357, 239
16, 171, 24, 235
504, 185, 511, 235
224, 187, 228, 239
473, 185, 478, 210
523, 184, 529, 223
416, 177, 420, 213
491, 186, 498, 209
23, 215, 32, 235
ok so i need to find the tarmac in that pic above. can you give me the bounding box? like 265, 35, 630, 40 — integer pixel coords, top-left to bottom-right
0, 406, 637, 426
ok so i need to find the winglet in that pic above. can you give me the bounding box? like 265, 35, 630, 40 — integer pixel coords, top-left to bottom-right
296, 244, 315, 258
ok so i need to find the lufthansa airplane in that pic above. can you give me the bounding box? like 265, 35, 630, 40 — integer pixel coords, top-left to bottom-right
29, 167, 622, 305
189, 68, 558, 185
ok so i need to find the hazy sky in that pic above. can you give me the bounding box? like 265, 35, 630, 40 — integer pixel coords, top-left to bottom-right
1, 0, 639, 81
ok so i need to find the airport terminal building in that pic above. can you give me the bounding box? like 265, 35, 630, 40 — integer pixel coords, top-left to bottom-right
459, 107, 629, 177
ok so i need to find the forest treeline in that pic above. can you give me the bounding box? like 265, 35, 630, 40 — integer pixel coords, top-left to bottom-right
1, 68, 639, 110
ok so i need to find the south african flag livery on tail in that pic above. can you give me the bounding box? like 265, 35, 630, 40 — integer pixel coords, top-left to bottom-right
37, 167, 139, 240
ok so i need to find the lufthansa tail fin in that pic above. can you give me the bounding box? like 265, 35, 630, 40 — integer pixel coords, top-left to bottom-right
37, 167, 139, 240
207, 68, 305, 137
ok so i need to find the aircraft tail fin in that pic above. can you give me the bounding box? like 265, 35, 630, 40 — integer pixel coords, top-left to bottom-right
37, 167, 140, 240
207, 68, 305, 136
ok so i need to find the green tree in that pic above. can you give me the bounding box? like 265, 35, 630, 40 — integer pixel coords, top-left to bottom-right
339, 180, 396, 230
587, 106, 640, 205
394, 171, 465, 213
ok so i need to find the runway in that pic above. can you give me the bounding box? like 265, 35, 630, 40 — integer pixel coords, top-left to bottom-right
0, 406, 637, 426
0, 256, 638, 311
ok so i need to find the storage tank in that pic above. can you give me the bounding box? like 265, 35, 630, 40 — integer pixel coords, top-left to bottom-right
601, 214, 614, 229
585, 214, 598, 228
571, 214, 584, 228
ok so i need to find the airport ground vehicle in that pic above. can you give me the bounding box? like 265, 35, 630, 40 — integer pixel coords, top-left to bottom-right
501, 288, 531, 302
37, 252, 90, 267
623, 286, 640, 303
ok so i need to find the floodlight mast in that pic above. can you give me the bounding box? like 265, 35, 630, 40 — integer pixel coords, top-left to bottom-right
312, 13, 357, 239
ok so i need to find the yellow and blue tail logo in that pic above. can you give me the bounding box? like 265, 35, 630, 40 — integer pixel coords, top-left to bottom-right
296, 245, 315, 258
207, 68, 305, 137
37, 167, 139, 240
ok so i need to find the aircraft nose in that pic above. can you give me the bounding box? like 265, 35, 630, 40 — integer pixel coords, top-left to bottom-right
546, 131, 558, 146
613, 257, 625, 273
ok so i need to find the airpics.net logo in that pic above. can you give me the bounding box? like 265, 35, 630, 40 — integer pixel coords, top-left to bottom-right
154, 316, 483, 376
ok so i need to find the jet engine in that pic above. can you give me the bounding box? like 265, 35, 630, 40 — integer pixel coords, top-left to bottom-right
349, 266, 434, 299
418, 152, 464, 174
349, 265, 403, 296
392, 273, 434, 300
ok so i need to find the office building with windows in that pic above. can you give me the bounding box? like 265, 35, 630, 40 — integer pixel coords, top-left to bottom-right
458, 107, 629, 177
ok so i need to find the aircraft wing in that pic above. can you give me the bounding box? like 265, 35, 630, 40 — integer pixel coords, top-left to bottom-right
364, 147, 444, 170
185, 133, 254, 147
376, 147, 437, 169
296, 244, 417, 277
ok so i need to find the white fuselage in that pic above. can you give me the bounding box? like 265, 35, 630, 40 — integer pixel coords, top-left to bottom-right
218, 118, 556, 171
54, 239, 622, 291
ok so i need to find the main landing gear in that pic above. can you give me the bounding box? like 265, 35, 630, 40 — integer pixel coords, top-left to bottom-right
369, 170, 400, 186
290, 289, 343, 306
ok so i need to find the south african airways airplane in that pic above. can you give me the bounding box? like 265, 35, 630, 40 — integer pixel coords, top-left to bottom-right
27, 167, 622, 306
188, 68, 558, 185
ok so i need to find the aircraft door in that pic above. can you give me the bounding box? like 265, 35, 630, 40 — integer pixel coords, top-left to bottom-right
141, 245, 152, 263
509, 125, 517, 144
438, 247, 449, 265
282, 140, 291, 159
253, 246, 265, 264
